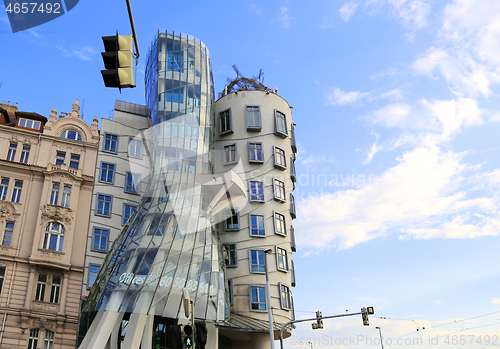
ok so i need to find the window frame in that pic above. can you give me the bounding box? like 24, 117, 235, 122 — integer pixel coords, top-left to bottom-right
6, 142, 17, 161
290, 193, 296, 219
69, 153, 80, 170
11, 181, 22, 203
124, 172, 141, 194
95, 193, 113, 217
2, 221, 14, 246
248, 142, 264, 163
44, 330, 54, 349
228, 278, 234, 306
49, 183, 60, 205
219, 108, 233, 136
92, 227, 109, 252
0, 178, 9, 201
99, 162, 116, 184
103, 133, 119, 154
55, 151, 66, 166
245, 105, 262, 131
35, 273, 47, 301
122, 203, 137, 225
60, 185, 71, 208
273, 146, 287, 170
249, 248, 266, 274
0, 267, 5, 295
249, 285, 267, 312
128, 138, 143, 158
27, 328, 39, 349
222, 242, 238, 268
273, 178, 286, 202
223, 143, 238, 165
249, 214, 266, 237
49, 275, 61, 303
224, 209, 240, 231
274, 110, 288, 138
43, 222, 65, 252
248, 180, 264, 202
18, 118, 41, 130
273, 211, 287, 236
20, 144, 30, 164
60, 129, 83, 141
276, 246, 289, 272
279, 282, 292, 310
88, 264, 101, 289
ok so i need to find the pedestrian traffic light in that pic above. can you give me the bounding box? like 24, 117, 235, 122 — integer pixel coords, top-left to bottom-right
100, 34, 135, 89
182, 324, 193, 348
361, 307, 369, 326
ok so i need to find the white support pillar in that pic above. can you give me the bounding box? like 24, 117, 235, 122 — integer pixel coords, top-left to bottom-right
121, 313, 148, 349
141, 315, 154, 349
78, 311, 122, 349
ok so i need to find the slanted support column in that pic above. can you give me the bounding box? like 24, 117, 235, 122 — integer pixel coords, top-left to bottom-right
121, 313, 148, 349
141, 315, 154, 349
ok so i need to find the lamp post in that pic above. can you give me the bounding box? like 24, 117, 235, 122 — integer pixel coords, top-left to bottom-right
264, 249, 275, 349
375, 327, 384, 349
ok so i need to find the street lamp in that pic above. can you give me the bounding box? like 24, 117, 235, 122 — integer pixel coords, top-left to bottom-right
264, 249, 275, 349
375, 327, 384, 349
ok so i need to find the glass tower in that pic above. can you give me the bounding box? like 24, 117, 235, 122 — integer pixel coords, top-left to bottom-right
83, 32, 226, 327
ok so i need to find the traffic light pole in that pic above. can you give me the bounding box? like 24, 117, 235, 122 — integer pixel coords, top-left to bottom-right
125, 0, 140, 60
279, 312, 363, 349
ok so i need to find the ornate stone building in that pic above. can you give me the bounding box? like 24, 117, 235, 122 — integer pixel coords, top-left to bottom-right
0, 100, 99, 348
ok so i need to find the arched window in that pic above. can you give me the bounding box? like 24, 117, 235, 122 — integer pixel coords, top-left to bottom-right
43, 222, 65, 252
60, 130, 83, 141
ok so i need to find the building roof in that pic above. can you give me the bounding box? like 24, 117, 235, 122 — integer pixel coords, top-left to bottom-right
217, 312, 294, 336
15, 111, 47, 122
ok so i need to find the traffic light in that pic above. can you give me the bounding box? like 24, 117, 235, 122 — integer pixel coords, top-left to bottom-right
182, 324, 193, 348
100, 34, 135, 89
361, 307, 369, 326
312, 310, 323, 329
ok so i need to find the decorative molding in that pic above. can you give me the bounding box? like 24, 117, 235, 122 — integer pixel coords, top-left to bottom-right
31, 317, 56, 330
0, 202, 20, 222
40, 204, 73, 226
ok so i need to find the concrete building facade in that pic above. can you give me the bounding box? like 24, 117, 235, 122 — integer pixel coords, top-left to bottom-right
0, 100, 99, 348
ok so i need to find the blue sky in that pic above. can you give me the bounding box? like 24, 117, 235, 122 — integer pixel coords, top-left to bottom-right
2, 0, 500, 348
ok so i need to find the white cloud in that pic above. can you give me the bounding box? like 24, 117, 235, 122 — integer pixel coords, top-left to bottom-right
278, 7, 292, 29
248, 4, 263, 16
366, 0, 431, 29
72, 46, 97, 61
300, 154, 336, 165
295, 146, 498, 250
363, 141, 381, 164
380, 88, 404, 101
491, 298, 500, 305
339, 2, 358, 22
325, 87, 370, 106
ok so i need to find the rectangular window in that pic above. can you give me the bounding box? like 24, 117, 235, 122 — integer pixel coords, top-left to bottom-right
249, 180, 264, 202
0, 267, 4, 294
18, 118, 41, 130
275, 110, 288, 138
49, 276, 61, 303
290, 226, 296, 252
224, 210, 239, 231
96, 194, 112, 216
290, 193, 296, 219
55, 151, 65, 166
43, 330, 54, 349
248, 142, 264, 163
277, 247, 289, 272
128, 138, 143, 158
103, 133, 118, 153
228, 279, 234, 306
60, 185, 71, 208
35, 274, 47, 301
27, 329, 39, 349
88, 265, 100, 288
249, 214, 265, 237
290, 124, 297, 153
250, 249, 266, 273
219, 109, 232, 135
125, 172, 140, 193
6, 142, 17, 161
2, 222, 14, 246
250, 285, 266, 311
223, 144, 237, 164
92, 228, 109, 252
274, 179, 286, 202
0, 178, 9, 200
69, 154, 80, 169
11, 181, 22, 203
290, 156, 296, 182
291, 260, 296, 287
50, 183, 59, 205
280, 283, 291, 310
273, 146, 286, 170
246, 105, 261, 131
274, 211, 286, 236
20, 145, 30, 164
122, 204, 136, 225
100, 162, 116, 183
222, 243, 237, 267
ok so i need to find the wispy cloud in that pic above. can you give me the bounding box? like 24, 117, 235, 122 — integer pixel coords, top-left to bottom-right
339, 2, 358, 22
366, 0, 431, 29
325, 87, 370, 106
491, 298, 500, 305
300, 154, 336, 165
278, 7, 293, 29
248, 4, 263, 16
57, 45, 97, 61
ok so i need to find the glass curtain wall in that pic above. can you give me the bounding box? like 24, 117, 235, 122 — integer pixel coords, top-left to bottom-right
84, 32, 224, 321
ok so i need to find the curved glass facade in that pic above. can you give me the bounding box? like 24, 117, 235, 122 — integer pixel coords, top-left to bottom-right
84, 32, 226, 321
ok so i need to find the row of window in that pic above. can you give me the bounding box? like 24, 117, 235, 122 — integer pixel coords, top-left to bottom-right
35, 272, 61, 303
54, 151, 80, 170
226, 282, 292, 312
94, 192, 139, 219
224, 210, 288, 236
6, 142, 30, 163
90, 203, 137, 252
18, 118, 41, 131
222, 143, 290, 169
246, 178, 287, 203
99, 163, 141, 194
102, 133, 143, 158
223, 244, 290, 273
219, 107, 288, 138
50, 183, 71, 208
27, 328, 54, 349
0, 178, 23, 203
